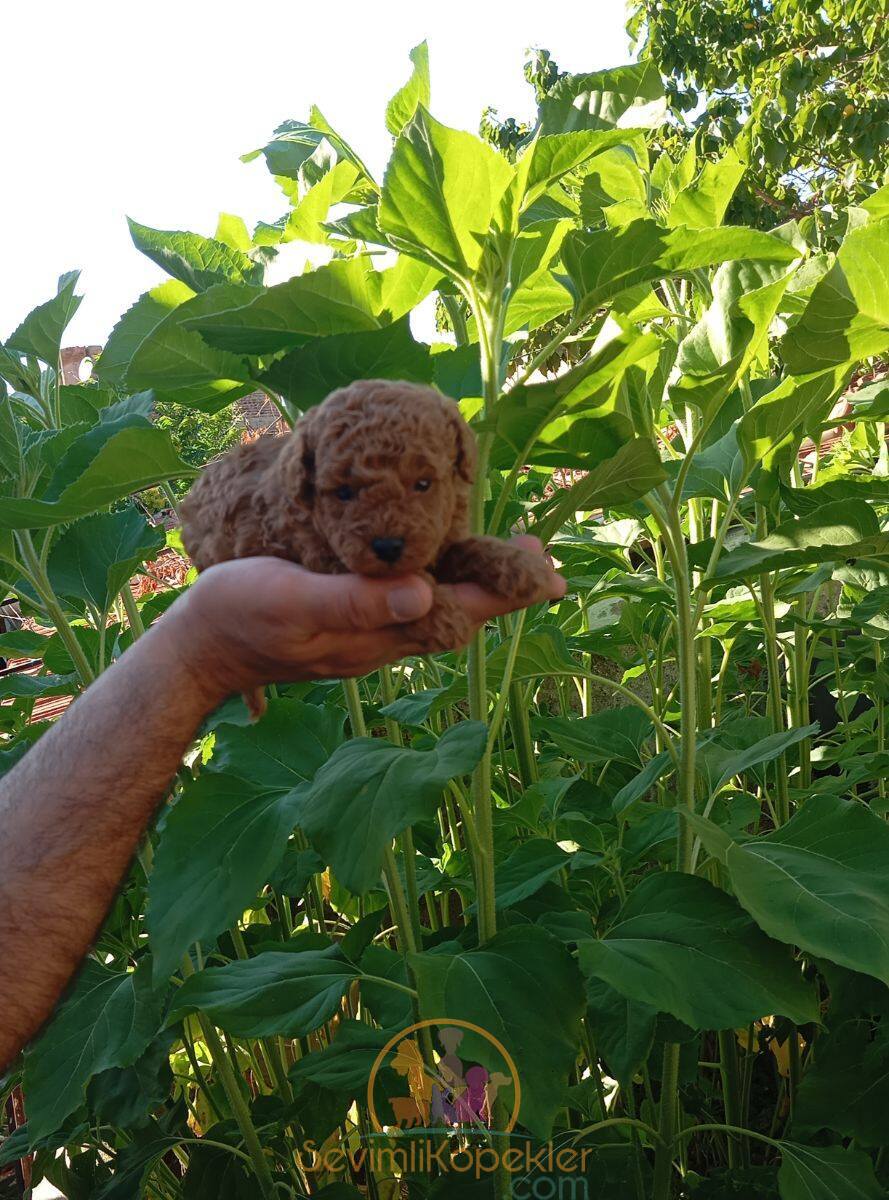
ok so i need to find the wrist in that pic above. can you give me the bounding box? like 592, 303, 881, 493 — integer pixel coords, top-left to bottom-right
150, 587, 237, 714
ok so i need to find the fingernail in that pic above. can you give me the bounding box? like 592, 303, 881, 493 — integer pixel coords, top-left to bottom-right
388, 581, 429, 621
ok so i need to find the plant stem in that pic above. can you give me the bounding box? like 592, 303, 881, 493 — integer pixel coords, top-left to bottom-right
467, 285, 506, 946
875, 642, 887, 805
652, 1041, 681, 1200
121, 584, 146, 637
718, 1029, 747, 1168
180, 956, 277, 1199
15, 529, 95, 684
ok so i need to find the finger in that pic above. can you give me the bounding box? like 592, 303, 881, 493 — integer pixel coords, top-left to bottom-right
444, 572, 566, 626
287, 570, 434, 632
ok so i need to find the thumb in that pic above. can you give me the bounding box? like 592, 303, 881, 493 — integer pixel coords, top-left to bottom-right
302, 573, 434, 632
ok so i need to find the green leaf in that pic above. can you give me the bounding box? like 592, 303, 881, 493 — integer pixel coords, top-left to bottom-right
282, 161, 364, 244
6, 271, 82, 365
0, 420, 192, 529
386, 41, 430, 137
0, 672, 76, 699
208, 698, 345, 791
46, 508, 164, 612
585, 977, 657, 1087
0, 397, 22, 479
782, 217, 889, 374
289, 1019, 389, 1092
487, 626, 578, 687
532, 438, 667, 544
243, 120, 327, 178
670, 422, 747, 502
708, 501, 889, 583
580, 145, 648, 225
88, 1030, 175, 1130
0, 343, 42, 395
849, 378, 889, 422
181, 1136, 254, 1199
612, 750, 673, 814
214, 213, 252, 252
537, 60, 666, 135
669, 259, 795, 429
578, 872, 818, 1030
509, 130, 643, 229
794, 1019, 889, 1147
379, 107, 513, 276
271, 846, 326, 898
379, 683, 466, 726
489, 838, 570, 910
299, 722, 486, 893
781, 476, 889, 517
127, 219, 264, 292
125, 282, 257, 392
562, 221, 796, 320
689, 795, 889, 986
410, 926, 585, 1139
168, 948, 358, 1037
259, 317, 432, 411
851, 585, 889, 639
537, 706, 653, 765
701, 725, 819, 794
666, 148, 746, 228
503, 218, 574, 335
148, 772, 305, 981
96, 280, 195, 388
187, 256, 438, 355
738, 365, 853, 474
493, 330, 657, 469
777, 1143, 884, 1200
23, 959, 163, 1142
0, 629, 49, 658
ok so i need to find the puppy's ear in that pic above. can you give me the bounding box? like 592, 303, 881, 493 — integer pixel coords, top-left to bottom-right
269, 407, 319, 507
445, 401, 477, 484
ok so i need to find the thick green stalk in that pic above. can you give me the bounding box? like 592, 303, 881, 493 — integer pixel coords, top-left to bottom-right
180, 956, 277, 1199
121, 584, 146, 637
508, 681, 537, 787
16, 530, 95, 684
467, 288, 505, 946
652, 490, 699, 1200
652, 1041, 681, 1200
759, 566, 791, 825
875, 642, 887, 805
379, 668, 426, 949
718, 1029, 746, 1168
792, 597, 812, 790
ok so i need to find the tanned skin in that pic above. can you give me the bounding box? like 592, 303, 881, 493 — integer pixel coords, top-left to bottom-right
0, 542, 565, 1071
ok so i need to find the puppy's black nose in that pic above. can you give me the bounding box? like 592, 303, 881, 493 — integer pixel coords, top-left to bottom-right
372, 536, 405, 564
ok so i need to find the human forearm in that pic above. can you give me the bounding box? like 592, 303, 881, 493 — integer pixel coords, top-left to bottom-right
0, 604, 220, 1070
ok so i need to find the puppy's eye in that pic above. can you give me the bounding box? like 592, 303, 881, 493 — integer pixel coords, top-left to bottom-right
335, 484, 356, 501
414, 479, 432, 493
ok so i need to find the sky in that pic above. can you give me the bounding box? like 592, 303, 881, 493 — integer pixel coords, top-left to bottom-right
2, 0, 632, 349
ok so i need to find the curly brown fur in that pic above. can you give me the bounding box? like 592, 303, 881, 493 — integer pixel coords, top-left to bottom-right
180, 379, 552, 711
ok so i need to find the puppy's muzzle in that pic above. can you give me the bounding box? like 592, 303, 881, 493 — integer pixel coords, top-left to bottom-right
372, 536, 405, 564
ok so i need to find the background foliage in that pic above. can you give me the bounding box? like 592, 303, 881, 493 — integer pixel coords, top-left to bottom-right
0, 22, 888, 1200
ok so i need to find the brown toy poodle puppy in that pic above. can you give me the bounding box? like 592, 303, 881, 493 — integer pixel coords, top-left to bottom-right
180, 379, 555, 712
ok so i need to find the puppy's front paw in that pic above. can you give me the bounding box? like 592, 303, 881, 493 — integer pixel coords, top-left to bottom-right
437, 535, 554, 603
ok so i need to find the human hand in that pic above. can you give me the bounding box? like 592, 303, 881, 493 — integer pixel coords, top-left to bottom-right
169, 536, 565, 702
